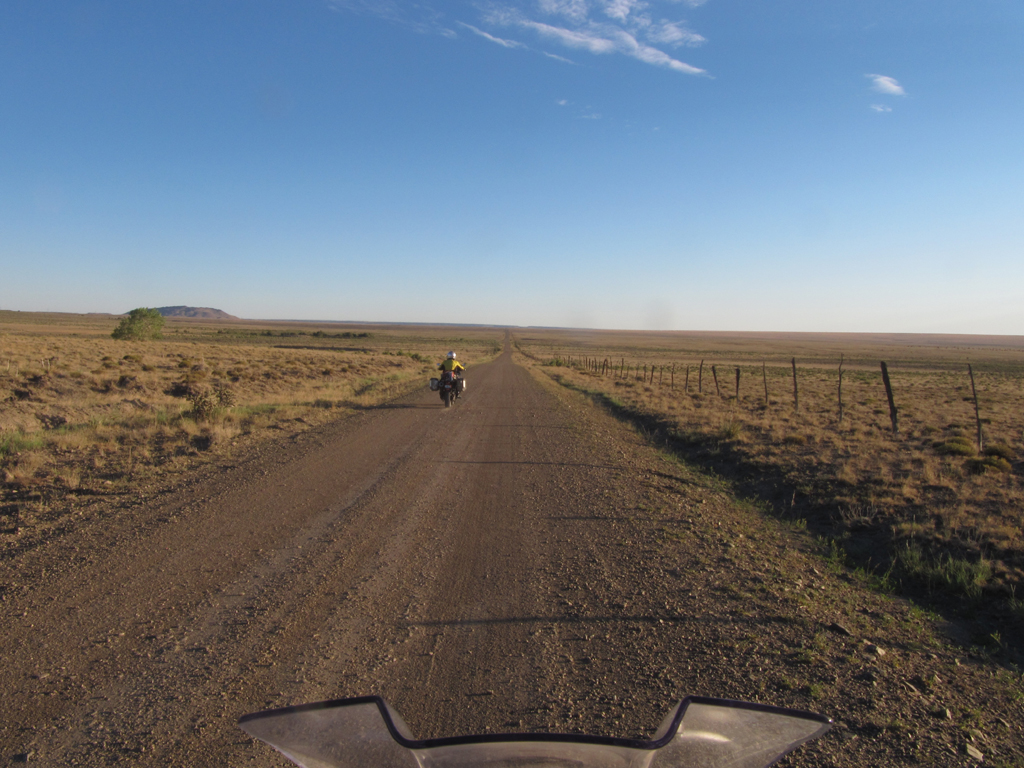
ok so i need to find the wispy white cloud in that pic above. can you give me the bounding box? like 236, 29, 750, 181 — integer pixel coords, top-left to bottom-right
867, 74, 906, 96
608, 27, 704, 73
646, 20, 705, 46
500, 12, 705, 74
601, 0, 645, 22
329, 0, 707, 76
870, 104, 893, 113
537, 0, 591, 23
457, 21, 525, 48
545, 51, 577, 64
519, 18, 618, 53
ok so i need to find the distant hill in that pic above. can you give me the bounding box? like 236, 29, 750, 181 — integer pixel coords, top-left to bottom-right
153, 306, 239, 320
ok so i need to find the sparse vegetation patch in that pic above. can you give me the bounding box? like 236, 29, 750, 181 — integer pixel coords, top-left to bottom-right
514, 328, 1024, 655
0, 311, 503, 547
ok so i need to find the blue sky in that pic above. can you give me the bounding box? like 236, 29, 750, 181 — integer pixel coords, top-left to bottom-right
2, 1, 1022, 332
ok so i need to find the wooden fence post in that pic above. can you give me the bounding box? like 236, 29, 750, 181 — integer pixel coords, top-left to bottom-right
838, 354, 845, 423
762, 361, 768, 407
791, 358, 799, 412
735, 367, 740, 402
712, 365, 721, 397
968, 364, 983, 452
650, 366, 656, 385
620, 358, 624, 378
880, 361, 898, 434
685, 365, 690, 393
698, 360, 704, 393
659, 366, 663, 386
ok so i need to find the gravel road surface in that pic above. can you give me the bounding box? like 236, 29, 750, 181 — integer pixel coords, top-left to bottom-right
2, 342, 1021, 766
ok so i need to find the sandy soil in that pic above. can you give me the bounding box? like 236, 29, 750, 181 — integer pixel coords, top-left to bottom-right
1, 340, 1021, 766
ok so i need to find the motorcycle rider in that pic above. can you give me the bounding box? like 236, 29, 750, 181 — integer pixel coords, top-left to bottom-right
437, 351, 465, 398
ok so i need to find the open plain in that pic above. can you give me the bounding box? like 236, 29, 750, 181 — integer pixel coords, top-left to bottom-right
1, 316, 1023, 766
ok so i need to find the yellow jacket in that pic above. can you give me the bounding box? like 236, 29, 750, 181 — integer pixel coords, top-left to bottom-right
438, 359, 465, 374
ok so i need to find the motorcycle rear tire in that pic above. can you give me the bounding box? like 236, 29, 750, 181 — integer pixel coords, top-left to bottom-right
443, 392, 452, 408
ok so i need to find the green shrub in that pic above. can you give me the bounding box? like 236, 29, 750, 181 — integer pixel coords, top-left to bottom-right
111, 308, 165, 341
213, 385, 236, 407
966, 456, 1012, 474
935, 436, 976, 457
717, 421, 743, 441
0, 432, 45, 457
187, 389, 217, 420
984, 443, 1014, 461
896, 543, 991, 599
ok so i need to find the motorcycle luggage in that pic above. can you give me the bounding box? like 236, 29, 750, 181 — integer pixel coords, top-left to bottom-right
457, 378, 466, 392
429, 378, 439, 391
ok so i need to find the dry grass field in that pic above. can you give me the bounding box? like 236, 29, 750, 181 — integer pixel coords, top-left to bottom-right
514, 328, 1024, 651
0, 310, 502, 544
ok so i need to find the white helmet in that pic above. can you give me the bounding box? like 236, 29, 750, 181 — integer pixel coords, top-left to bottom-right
447, 351, 456, 359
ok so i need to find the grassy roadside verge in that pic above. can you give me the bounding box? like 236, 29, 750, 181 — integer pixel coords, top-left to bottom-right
518, 343, 1024, 768
513, 341, 1024, 663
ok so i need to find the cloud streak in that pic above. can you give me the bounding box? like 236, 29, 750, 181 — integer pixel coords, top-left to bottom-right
457, 21, 525, 48
867, 74, 906, 96
489, 3, 707, 75
545, 52, 577, 64
328, 1, 707, 76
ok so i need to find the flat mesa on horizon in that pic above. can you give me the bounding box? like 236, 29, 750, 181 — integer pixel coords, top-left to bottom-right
151, 306, 239, 320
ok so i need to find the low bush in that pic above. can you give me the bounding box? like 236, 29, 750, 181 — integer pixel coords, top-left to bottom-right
111, 308, 165, 341
896, 543, 991, 599
0, 432, 45, 457
984, 443, 1014, 461
966, 456, 1012, 474
716, 421, 743, 441
935, 436, 976, 456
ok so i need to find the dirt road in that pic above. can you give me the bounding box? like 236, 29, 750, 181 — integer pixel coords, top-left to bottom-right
2, 343, 1021, 766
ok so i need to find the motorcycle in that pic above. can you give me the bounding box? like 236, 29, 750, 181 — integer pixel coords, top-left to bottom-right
240, 694, 830, 768
431, 371, 465, 408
